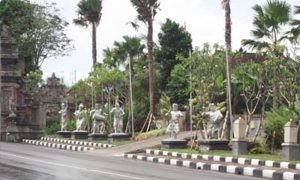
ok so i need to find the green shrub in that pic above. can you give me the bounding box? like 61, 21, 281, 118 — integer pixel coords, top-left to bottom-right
135, 128, 166, 141
250, 138, 268, 154
43, 121, 60, 135
67, 119, 76, 131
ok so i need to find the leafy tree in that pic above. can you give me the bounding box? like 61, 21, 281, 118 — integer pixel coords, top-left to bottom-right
241, 0, 292, 108
155, 18, 192, 91
74, 0, 102, 67
131, 0, 160, 124
0, 0, 72, 73
26, 70, 44, 91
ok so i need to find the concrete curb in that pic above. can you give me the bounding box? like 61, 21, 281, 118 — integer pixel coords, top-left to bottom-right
124, 154, 300, 180
145, 149, 300, 171
23, 139, 94, 151
40, 137, 114, 148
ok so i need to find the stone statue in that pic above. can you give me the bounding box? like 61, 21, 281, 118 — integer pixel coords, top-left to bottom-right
58, 102, 68, 131
203, 103, 223, 139
110, 103, 125, 133
8, 96, 17, 118
74, 103, 86, 131
166, 103, 183, 139
90, 103, 107, 134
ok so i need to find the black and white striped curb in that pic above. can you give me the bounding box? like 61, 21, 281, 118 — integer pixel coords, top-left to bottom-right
146, 149, 300, 171
23, 139, 94, 151
41, 137, 114, 148
124, 154, 300, 180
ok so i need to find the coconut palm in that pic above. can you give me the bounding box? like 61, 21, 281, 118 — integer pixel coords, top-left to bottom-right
221, 0, 231, 49
114, 36, 145, 136
74, 0, 102, 67
241, 0, 291, 52
130, 0, 160, 130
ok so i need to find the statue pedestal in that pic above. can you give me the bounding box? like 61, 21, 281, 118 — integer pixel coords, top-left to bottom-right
108, 133, 130, 141
161, 139, 187, 149
71, 131, 88, 140
232, 139, 248, 156
56, 131, 72, 139
88, 133, 107, 141
282, 143, 300, 161
198, 139, 229, 152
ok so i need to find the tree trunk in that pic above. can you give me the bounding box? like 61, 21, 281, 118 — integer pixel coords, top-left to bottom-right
92, 22, 97, 67
147, 19, 154, 119
224, 1, 232, 49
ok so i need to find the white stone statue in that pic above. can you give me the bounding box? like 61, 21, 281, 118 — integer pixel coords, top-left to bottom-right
110, 103, 125, 133
58, 102, 68, 131
203, 103, 223, 139
8, 96, 17, 118
90, 103, 107, 134
166, 103, 183, 139
74, 103, 86, 131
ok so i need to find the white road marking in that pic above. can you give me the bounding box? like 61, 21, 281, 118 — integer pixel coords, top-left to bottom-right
0, 151, 148, 180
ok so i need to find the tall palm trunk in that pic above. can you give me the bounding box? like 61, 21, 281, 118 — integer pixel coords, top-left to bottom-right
224, 1, 231, 49
92, 22, 97, 67
147, 19, 154, 117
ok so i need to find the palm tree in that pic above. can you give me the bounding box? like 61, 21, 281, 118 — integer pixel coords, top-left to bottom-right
74, 0, 102, 67
221, 0, 232, 138
113, 36, 145, 136
130, 0, 160, 130
241, 0, 291, 108
242, 0, 290, 52
221, 0, 231, 49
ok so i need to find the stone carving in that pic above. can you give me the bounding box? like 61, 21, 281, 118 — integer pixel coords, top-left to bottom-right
110, 103, 125, 133
8, 96, 17, 118
90, 103, 106, 134
58, 102, 68, 131
74, 103, 86, 131
166, 103, 183, 139
203, 103, 224, 139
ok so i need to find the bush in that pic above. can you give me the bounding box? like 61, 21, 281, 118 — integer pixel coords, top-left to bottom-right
67, 119, 76, 131
249, 138, 268, 154
43, 121, 60, 135
135, 128, 166, 141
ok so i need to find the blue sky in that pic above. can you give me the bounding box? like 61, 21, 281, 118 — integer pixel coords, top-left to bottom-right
38, 0, 299, 85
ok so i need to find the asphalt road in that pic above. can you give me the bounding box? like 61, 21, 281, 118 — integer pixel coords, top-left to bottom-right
0, 142, 263, 180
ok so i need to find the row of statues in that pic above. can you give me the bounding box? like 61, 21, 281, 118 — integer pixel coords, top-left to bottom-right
166, 103, 224, 140
59, 102, 125, 134
59, 101, 224, 139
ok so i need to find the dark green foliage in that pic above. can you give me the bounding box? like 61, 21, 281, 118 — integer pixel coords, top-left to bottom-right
166, 63, 189, 105
264, 102, 300, 144
156, 18, 192, 91
67, 120, 76, 131
43, 121, 60, 135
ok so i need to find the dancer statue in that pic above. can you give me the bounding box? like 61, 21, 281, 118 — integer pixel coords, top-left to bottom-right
58, 102, 68, 131
203, 103, 223, 139
110, 103, 125, 133
90, 103, 106, 134
74, 103, 86, 131
166, 103, 183, 139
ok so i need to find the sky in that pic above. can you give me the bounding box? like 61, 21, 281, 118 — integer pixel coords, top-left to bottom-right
39, 0, 299, 85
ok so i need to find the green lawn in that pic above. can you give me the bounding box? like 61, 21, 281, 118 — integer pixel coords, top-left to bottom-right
158, 148, 300, 164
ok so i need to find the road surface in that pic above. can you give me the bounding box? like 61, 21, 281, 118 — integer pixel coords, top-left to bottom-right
0, 142, 263, 180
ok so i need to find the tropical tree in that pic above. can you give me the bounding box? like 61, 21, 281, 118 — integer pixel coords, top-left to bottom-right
112, 36, 145, 136
221, 0, 231, 49
155, 18, 192, 92
0, 0, 72, 73
74, 0, 102, 67
241, 0, 292, 108
130, 0, 160, 129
